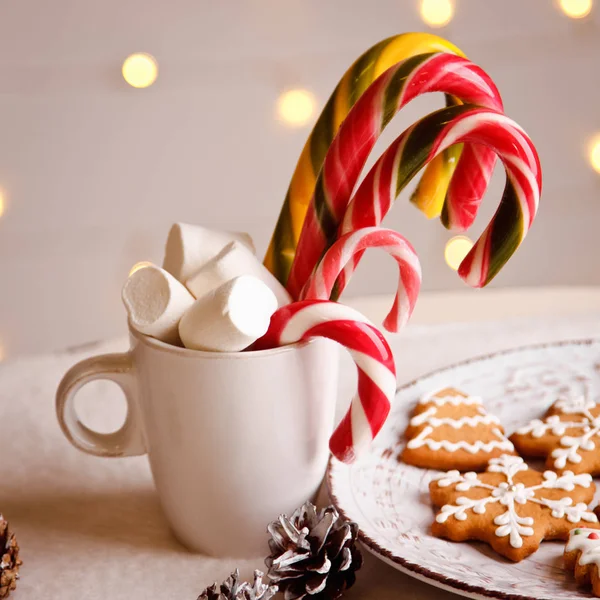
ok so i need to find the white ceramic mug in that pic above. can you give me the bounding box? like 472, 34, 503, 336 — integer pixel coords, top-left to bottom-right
56, 327, 339, 557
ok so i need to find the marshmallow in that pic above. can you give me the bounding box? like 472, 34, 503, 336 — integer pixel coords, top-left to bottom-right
122, 264, 195, 345
185, 240, 292, 307
163, 223, 255, 282
179, 275, 277, 352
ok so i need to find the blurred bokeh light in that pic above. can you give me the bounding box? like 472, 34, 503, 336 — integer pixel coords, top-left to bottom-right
122, 53, 158, 88
444, 236, 474, 271
129, 261, 154, 276
420, 0, 455, 27
589, 135, 600, 173
559, 0, 593, 19
277, 89, 317, 127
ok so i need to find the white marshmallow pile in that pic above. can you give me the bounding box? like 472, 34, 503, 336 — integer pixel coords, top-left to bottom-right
122, 265, 195, 346
163, 223, 256, 282
122, 223, 290, 352
179, 275, 278, 352
185, 240, 291, 307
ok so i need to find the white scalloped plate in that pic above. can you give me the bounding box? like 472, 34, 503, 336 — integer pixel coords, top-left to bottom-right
328, 339, 600, 600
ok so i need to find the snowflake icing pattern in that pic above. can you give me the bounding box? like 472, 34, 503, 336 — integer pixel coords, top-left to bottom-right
432, 455, 597, 555
513, 396, 600, 471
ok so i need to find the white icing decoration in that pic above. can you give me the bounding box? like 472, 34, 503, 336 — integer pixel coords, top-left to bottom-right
566, 529, 600, 567
438, 471, 479, 490
418, 390, 483, 407
516, 395, 600, 469
435, 454, 598, 548
556, 396, 597, 414
408, 428, 514, 454
410, 407, 501, 429
542, 469, 593, 491
407, 391, 514, 454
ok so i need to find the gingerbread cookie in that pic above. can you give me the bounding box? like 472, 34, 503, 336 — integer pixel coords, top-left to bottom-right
511, 395, 600, 475
564, 528, 600, 596
430, 454, 598, 562
401, 387, 515, 471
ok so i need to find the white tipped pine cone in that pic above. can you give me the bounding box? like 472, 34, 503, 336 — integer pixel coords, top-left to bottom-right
266, 503, 363, 600
197, 569, 277, 600
0, 516, 21, 599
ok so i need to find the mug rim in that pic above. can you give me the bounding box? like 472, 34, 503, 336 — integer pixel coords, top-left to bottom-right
128, 323, 318, 359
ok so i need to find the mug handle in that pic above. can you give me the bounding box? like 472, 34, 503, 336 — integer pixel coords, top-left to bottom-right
56, 352, 146, 457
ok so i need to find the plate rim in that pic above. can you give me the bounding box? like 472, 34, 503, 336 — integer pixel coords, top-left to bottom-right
327, 337, 600, 600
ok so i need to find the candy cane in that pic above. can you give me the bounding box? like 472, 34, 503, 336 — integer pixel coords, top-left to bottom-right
285, 53, 503, 298
264, 33, 471, 285
326, 104, 540, 292
300, 228, 421, 333
253, 300, 396, 463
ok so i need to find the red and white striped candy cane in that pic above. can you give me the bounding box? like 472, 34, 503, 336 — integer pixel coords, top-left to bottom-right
254, 300, 396, 463
334, 105, 541, 292
285, 52, 503, 299
299, 227, 421, 333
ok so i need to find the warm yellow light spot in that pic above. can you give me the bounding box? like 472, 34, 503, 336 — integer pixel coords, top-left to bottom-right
559, 0, 593, 18
420, 0, 455, 27
589, 136, 600, 173
277, 89, 317, 127
0, 344, 5, 362
0, 190, 5, 219
444, 235, 474, 271
129, 261, 154, 276
122, 53, 158, 88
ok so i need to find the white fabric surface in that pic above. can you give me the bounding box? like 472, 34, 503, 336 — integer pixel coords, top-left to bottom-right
2, 298, 600, 599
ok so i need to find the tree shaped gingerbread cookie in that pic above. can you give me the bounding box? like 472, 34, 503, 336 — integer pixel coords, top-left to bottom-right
430, 454, 599, 561
511, 395, 600, 475
401, 387, 515, 471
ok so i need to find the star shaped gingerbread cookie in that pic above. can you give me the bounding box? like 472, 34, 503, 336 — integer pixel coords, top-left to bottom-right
511, 395, 600, 475
430, 454, 599, 561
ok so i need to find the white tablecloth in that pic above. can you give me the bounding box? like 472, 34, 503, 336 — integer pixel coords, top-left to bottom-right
2, 289, 599, 600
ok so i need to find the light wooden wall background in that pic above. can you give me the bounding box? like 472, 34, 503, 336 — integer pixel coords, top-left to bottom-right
0, 0, 598, 357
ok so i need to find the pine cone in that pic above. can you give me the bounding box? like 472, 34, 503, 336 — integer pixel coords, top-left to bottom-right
266, 502, 363, 600
0, 516, 21, 599
197, 569, 277, 600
